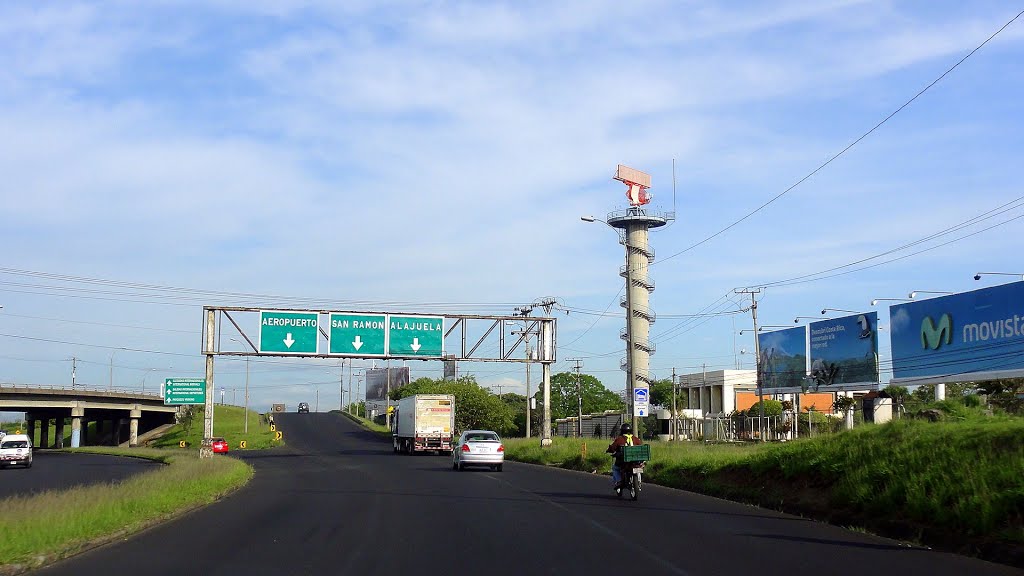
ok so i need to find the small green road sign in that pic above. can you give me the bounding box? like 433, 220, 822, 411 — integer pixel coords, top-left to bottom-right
329, 313, 387, 356
388, 315, 444, 357
164, 378, 207, 405
259, 310, 319, 354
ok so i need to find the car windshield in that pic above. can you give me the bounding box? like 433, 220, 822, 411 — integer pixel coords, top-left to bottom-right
1, 440, 29, 449
466, 433, 499, 442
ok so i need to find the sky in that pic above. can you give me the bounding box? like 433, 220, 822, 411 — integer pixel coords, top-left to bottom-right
2, 1, 1023, 413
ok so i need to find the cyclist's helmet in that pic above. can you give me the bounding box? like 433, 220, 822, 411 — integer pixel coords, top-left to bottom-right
620, 423, 633, 434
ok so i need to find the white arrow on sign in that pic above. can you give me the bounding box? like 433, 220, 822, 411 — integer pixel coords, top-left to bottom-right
410, 337, 422, 352
352, 335, 364, 351
284, 333, 295, 348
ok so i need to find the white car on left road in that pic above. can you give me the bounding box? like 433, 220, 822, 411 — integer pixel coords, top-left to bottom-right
0, 434, 33, 469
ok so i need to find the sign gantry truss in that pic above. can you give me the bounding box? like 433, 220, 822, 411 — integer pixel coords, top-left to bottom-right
202, 306, 556, 364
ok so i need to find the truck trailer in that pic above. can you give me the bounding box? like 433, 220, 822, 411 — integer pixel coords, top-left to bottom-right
392, 394, 456, 454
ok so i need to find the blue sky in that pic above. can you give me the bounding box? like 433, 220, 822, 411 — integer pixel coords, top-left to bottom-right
2, 1, 1023, 412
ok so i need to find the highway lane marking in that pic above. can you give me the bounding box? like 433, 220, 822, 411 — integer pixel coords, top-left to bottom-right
484, 468, 691, 576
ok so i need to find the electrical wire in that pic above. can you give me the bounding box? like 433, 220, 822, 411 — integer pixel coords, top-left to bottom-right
650, 9, 1024, 269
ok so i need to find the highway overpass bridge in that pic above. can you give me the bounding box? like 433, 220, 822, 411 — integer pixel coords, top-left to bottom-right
0, 385, 178, 448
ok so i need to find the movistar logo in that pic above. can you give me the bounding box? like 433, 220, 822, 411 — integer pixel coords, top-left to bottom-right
921, 314, 953, 350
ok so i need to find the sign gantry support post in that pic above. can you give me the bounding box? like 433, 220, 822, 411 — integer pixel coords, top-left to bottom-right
201, 308, 216, 459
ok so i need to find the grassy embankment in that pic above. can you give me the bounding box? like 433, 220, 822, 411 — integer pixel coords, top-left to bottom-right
0, 405, 273, 571
0, 448, 253, 572
504, 418, 1024, 567
335, 410, 391, 435
150, 405, 280, 450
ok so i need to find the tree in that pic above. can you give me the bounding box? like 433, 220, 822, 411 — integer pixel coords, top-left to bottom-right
973, 378, 1024, 415
910, 382, 974, 403
646, 377, 685, 409
534, 372, 624, 420
881, 385, 909, 417
390, 375, 516, 435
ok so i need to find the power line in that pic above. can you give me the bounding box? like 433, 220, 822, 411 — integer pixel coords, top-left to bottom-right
650, 9, 1024, 269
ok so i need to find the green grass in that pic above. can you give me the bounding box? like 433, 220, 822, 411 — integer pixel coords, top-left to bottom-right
505, 419, 1024, 566
335, 411, 391, 436
0, 448, 252, 570
150, 405, 280, 450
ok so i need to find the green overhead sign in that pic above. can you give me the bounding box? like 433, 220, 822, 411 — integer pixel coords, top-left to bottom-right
259, 310, 319, 354
388, 315, 444, 358
329, 313, 387, 356
164, 378, 206, 405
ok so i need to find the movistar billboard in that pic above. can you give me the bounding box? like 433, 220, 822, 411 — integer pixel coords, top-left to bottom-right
757, 326, 807, 388
890, 282, 1024, 381
809, 312, 879, 386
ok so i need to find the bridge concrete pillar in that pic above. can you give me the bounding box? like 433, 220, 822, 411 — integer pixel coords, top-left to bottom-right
26, 417, 36, 445
41, 417, 51, 448
129, 409, 141, 447
71, 407, 84, 448
55, 418, 65, 449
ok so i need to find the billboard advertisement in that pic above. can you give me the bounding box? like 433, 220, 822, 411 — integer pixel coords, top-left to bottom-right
808, 312, 879, 387
890, 282, 1024, 383
365, 367, 410, 417
757, 326, 807, 389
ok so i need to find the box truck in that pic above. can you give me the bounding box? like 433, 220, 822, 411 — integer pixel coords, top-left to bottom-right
392, 394, 456, 454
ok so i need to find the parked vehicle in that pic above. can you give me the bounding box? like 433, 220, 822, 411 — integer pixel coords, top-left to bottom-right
211, 437, 229, 454
452, 430, 504, 471
0, 434, 33, 469
391, 394, 455, 454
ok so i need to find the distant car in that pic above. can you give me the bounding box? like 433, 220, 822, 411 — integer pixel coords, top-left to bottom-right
0, 434, 33, 469
452, 430, 504, 472
298, 402, 310, 413
211, 438, 229, 454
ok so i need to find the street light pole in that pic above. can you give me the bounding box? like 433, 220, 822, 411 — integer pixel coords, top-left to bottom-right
109, 350, 117, 391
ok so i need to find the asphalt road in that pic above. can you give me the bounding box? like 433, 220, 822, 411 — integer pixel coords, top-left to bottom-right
0, 451, 159, 498
39, 413, 1021, 575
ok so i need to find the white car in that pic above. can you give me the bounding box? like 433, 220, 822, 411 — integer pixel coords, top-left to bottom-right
452, 430, 503, 472
0, 434, 33, 469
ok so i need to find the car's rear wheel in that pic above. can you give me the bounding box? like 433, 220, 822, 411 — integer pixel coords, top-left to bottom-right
496, 464, 503, 472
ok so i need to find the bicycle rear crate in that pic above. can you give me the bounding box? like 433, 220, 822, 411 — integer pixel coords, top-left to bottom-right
621, 444, 650, 463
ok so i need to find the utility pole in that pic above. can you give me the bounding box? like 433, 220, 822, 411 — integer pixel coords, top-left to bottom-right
513, 304, 542, 439
385, 364, 392, 428
315, 388, 319, 413
571, 359, 584, 438
348, 364, 355, 415
671, 367, 677, 441
71, 357, 77, 388
736, 288, 765, 441
340, 360, 345, 413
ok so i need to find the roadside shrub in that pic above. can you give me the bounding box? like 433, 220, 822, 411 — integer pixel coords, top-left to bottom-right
746, 400, 784, 417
